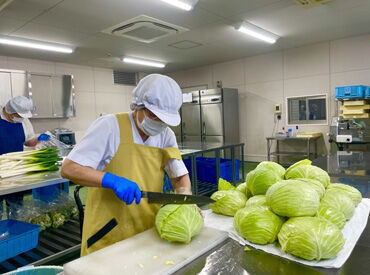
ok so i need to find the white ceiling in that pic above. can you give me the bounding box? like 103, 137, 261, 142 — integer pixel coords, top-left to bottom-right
0, 0, 370, 72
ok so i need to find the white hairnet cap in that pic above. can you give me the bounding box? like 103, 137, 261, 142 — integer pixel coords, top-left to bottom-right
5, 96, 34, 118
131, 74, 182, 126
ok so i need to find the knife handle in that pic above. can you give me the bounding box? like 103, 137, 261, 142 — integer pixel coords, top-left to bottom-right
141, 191, 148, 198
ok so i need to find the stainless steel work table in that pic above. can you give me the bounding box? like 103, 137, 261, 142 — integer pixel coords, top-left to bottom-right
266, 136, 321, 163
172, 152, 370, 275
0, 170, 69, 196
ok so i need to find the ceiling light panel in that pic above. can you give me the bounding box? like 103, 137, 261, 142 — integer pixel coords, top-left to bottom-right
160, 0, 198, 11
236, 21, 279, 44
0, 35, 75, 53
122, 57, 166, 68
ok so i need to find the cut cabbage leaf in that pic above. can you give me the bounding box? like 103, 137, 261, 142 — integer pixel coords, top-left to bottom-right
245, 195, 267, 208
316, 205, 346, 229
246, 167, 281, 196
218, 178, 236, 191
256, 161, 285, 178
210, 190, 246, 216
155, 204, 203, 244
285, 164, 330, 188
320, 189, 355, 220
278, 217, 345, 260
327, 183, 362, 206
234, 206, 284, 245
266, 180, 320, 217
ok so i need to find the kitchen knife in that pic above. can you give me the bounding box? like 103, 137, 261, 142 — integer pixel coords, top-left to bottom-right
141, 191, 215, 204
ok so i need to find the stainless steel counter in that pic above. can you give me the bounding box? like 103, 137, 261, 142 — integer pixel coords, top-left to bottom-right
0, 170, 68, 196
174, 153, 370, 275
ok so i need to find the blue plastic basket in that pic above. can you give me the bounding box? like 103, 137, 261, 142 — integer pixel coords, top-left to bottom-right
0, 220, 41, 262
183, 157, 239, 184
32, 182, 69, 203
335, 85, 366, 99
366, 87, 370, 98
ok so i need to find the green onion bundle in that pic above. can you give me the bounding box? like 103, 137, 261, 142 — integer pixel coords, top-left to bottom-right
0, 148, 61, 178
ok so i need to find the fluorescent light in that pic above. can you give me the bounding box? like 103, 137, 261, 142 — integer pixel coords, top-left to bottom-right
160, 0, 197, 11
122, 57, 166, 68
236, 21, 279, 44
0, 35, 75, 53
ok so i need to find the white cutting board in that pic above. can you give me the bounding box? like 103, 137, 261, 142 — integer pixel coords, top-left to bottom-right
63, 226, 227, 275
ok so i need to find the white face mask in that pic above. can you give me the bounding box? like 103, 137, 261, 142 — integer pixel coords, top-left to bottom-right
136, 112, 167, 136
12, 117, 24, 123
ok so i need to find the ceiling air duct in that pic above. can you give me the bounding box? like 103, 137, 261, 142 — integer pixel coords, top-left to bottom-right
293, 0, 337, 8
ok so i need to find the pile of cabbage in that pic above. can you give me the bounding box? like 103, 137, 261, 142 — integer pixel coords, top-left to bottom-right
210, 160, 363, 261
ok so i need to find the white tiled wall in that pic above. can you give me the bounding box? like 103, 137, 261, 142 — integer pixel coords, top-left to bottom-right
0, 56, 134, 140
167, 33, 370, 162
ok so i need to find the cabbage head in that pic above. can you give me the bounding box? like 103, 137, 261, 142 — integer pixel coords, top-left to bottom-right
266, 180, 320, 217
320, 189, 355, 220
210, 190, 246, 216
234, 206, 284, 245
256, 161, 285, 178
285, 164, 330, 188
246, 167, 281, 196
218, 178, 236, 191
285, 159, 312, 176
245, 195, 267, 208
316, 205, 346, 229
327, 183, 362, 206
155, 204, 203, 243
278, 217, 345, 260
294, 178, 325, 198
236, 182, 247, 196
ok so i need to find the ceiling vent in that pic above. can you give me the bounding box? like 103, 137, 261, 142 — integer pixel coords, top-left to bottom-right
293, 0, 337, 8
0, 0, 13, 12
102, 15, 188, 43
169, 40, 202, 49
113, 71, 138, 86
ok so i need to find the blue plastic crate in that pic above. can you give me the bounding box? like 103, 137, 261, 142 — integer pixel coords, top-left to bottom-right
335, 85, 366, 99
366, 87, 370, 98
32, 182, 69, 203
0, 220, 41, 262
196, 157, 239, 184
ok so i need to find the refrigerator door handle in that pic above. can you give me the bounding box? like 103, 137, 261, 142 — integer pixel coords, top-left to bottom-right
182, 122, 186, 135
202, 122, 206, 136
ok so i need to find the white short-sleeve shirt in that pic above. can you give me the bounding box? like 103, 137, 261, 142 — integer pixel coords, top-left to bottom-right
67, 113, 188, 178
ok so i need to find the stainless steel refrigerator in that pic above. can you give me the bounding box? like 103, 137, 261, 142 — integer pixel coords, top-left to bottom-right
175, 88, 239, 144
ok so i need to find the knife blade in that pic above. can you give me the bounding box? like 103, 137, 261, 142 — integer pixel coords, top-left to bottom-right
141, 191, 215, 205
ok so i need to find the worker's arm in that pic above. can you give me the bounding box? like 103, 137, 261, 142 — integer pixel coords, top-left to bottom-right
171, 173, 192, 194
61, 158, 141, 204
24, 137, 38, 147
61, 158, 105, 187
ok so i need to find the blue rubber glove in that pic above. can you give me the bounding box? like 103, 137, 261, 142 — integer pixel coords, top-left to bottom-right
101, 172, 141, 205
38, 133, 50, 142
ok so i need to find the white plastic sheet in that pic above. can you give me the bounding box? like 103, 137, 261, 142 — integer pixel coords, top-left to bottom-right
203, 198, 370, 268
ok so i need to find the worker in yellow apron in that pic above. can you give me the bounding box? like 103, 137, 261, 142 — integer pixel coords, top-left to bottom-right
61, 74, 191, 256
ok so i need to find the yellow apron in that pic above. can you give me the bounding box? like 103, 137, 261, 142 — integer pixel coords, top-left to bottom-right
80, 113, 181, 256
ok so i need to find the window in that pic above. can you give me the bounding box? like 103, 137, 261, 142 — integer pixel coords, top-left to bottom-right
287, 95, 327, 125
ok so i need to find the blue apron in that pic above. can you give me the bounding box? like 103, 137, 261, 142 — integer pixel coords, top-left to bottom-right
0, 117, 25, 217
0, 117, 25, 155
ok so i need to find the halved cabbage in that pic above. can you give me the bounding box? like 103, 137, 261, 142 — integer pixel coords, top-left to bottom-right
294, 178, 325, 198
210, 190, 246, 216
316, 205, 346, 229
256, 161, 285, 178
320, 189, 355, 220
285, 159, 312, 176
285, 164, 330, 188
245, 195, 267, 208
278, 217, 345, 260
266, 180, 320, 217
246, 167, 281, 196
327, 183, 362, 206
234, 206, 284, 245
155, 204, 203, 243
